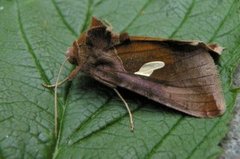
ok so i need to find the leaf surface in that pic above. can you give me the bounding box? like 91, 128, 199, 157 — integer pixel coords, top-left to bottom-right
0, 0, 240, 159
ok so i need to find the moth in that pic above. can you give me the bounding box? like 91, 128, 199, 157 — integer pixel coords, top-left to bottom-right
44, 17, 225, 134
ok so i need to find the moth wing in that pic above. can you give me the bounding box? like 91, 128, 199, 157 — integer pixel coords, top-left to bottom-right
134, 61, 165, 77
112, 37, 225, 117
127, 36, 223, 55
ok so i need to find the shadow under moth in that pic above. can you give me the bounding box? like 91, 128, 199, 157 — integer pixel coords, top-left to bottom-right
44, 17, 225, 136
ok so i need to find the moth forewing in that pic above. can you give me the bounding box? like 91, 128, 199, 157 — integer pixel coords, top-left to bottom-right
134, 61, 165, 77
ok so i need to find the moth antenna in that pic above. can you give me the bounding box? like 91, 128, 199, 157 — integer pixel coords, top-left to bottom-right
42, 58, 70, 89
42, 77, 68, 88
113, 88, 134, 131
54, 57, 69, 137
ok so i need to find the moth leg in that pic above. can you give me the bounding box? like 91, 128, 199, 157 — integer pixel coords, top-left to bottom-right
42, 65, 81, 89
42, 77, 68, 88
113, 88, 134, 131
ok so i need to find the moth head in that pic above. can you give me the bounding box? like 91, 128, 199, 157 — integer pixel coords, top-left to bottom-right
66, 40, 79, 65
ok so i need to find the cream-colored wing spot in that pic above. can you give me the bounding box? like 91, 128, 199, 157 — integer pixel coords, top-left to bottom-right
134, 61, 165, 77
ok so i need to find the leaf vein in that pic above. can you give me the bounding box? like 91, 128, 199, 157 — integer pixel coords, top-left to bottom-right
122, 0, 153, 32
144, 117, 184, 159
68, 97, 113, 142
71, 105, 142, 145
51, 0, 78, 37
185, 120, 220, 159
208, 0, 237, 42
16, 0, 50, 85
80, 0, 94, 33
169, 0, 195, 38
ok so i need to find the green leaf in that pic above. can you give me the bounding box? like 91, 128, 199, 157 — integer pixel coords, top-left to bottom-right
0, 0, 240, 159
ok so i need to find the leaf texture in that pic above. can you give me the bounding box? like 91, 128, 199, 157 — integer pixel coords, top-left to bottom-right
0, 0, 240, 159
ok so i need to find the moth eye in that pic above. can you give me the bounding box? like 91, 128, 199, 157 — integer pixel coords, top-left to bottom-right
134, 61, 165, 77
66, 46, 78, 65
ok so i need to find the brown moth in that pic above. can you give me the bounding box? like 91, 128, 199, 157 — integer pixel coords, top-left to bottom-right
45, 17, 225, 133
